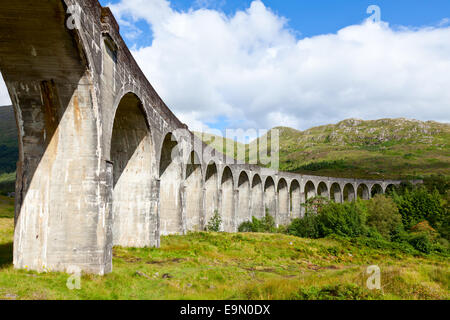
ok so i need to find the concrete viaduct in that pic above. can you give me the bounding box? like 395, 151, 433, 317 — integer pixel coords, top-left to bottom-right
0, 0, 405, 274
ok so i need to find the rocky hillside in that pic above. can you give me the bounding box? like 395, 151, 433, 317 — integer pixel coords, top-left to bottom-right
197, 118, 450, 180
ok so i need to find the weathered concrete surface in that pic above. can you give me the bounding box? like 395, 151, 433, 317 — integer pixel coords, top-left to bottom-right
0, 0, 412, 274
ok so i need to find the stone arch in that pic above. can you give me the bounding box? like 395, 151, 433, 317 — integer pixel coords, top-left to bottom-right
159, 133, 183, 235
221, 166, 235, 232
317, 181, 329, 198
111, 92, 154, 247
237, 171, 251, 226
330, 183, 342, 203
251, 174, 264, 219
290, 180, 301, 219
277, 178, 289, 225
304, 180, 316, 201
385, 184, 396, 195
371, 184, 383, 197
204, 161, 219, 229
264, 177, 276, 217
185, 151, 203, 231
343, 183, 356, 202
357, 183, 370, 200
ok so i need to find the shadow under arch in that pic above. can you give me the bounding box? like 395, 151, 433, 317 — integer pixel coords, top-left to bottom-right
317, 181, 329, 198
237, 171, 251, 226
264, 176, 276, 218
290, 180, 301, 219
330, 183, 342, 203
277, 178, 289, 225
221, 166, 235, 232
371, 184, 383, 197
343, 183, 356, 202
357, 183, 370, 200
159, 132, 183, 235
204, 161, 219, 229
185, 150, 203, 231
251, 174, 264, 219
110, 92, 154, 247
304, 181, 316, 201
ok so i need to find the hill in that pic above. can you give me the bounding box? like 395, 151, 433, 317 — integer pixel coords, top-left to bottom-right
197, 118, 450, 180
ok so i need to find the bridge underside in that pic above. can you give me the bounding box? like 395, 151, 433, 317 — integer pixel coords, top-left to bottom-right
0, 0, 406, 274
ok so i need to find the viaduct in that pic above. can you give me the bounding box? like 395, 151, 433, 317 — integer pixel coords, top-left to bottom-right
0, 0, 405, 274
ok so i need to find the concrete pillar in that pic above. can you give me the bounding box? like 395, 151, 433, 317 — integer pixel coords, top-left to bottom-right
233, 189, 239, 232
12, 78, 111, 274
180, 183, 187, 235
152, 178, 161, 248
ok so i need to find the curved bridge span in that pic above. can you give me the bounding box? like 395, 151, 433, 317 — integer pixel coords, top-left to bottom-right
0, 0, 409, 274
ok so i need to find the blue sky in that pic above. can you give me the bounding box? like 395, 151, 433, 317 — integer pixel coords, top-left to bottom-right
101, 0, 450, 48
2, 1, 447, 138
93, 0, 450, 137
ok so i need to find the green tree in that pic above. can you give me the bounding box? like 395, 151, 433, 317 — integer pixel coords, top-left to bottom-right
366, 195, 402, 240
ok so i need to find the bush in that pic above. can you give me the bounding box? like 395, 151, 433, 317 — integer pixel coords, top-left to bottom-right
286, 215, 320, 238
238, 212, 276, 233
302, 196, 330, 216
392, 187, 446, 230
287, 201, 368, 239
366, 195, 402, 240
407, 232, 433, 254
206, 210, 222, 232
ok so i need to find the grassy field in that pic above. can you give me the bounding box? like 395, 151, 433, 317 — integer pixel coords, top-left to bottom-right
0, 196, 448, 300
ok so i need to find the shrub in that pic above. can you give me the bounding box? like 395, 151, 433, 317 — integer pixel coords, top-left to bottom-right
287, 201, 368, 239
366, 195, 402, 240
316, 201, 368, 238
286, 216, 320, 238
410, 221, 438, 238
206, 210, 222, 232
238, 212, 276, 233
392, 187, 445, 230
407, 232, 433, 254
302, 196, 330, 216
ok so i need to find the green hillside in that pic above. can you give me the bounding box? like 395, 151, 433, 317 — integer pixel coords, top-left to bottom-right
0, 106, 17, 194
198, 118, 450, 180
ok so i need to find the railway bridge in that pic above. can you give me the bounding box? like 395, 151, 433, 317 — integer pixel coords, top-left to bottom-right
0, 0, 406, 274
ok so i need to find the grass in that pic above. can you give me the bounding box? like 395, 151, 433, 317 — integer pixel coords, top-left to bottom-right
0, 196, 448, 300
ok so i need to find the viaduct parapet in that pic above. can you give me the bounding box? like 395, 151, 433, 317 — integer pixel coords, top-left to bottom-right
0, 0, 409, 274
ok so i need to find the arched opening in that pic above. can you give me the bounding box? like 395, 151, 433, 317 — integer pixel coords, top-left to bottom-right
357, 183, 370, 200
317, 182, 329, 198
385, 184, 396, 195
343, 183, 356, 202
371, 184, 383, 197
204, 161, 218, 229
264, 177, 276, 218
185, 151, 203, 231
290, 180, 301, 219
251, 174, 264, 219
159, 133, 183, 235
221, 166, 234, 232
111, 93, 153, 247
237, 171, 251, 226
305, 181, 316, 201
330, 183, 342, 203
277, 178, 289, 225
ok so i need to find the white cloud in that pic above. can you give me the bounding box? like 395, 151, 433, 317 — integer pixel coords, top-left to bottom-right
109, 0, 450, 133
0, 73, 11, 106
2, 1, 449, 137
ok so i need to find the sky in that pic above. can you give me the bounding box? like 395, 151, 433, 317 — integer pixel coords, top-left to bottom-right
1, 0, 449, 137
